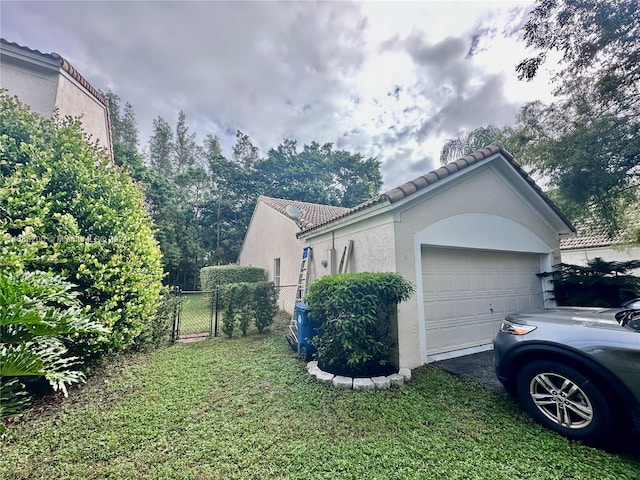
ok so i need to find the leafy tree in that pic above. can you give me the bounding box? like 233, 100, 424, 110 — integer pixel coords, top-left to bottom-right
174, 111, 199, 174
232, 130, 260, 171
255, 139, 382, 207
149, 116, 175, 177
515, 0, 640, 236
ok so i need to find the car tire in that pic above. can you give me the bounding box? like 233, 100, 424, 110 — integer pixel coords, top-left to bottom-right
516, 360, 613, 443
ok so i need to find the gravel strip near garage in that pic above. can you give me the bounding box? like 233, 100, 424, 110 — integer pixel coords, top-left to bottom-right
432, 350, 504, 392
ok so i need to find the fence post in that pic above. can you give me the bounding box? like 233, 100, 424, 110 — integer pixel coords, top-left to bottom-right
171, 285, 182, 342
214, 286, 220, 337
209, 289, 214, 338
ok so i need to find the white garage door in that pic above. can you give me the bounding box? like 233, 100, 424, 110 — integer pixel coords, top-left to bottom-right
422, 247, 543, 355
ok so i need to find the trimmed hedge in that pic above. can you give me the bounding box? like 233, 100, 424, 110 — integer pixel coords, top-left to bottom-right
306, 272, 414, 377
200, 265, 265, 290
219, 281, 278, 336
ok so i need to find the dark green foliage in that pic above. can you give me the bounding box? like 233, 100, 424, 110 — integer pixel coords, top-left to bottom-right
306, 272, 414, 376
514, 0, 640, 236
439, 125, 511, 165
200, 265, 265, 290
253, 281, 278, 333
0, 93, 164, 363
135, 287, 180, 350
220, 284, 240, 338
539, 258, 640, 307
218, 281, 278, 337
255, 139, 382, 208
0, 269, 107, 428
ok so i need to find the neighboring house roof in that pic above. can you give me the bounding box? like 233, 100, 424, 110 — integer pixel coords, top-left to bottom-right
298, 142, 575, 236
258, 195, 350, 230
1, 38, 108, 108
559, 221, 638, 250
560, 232, 617, 250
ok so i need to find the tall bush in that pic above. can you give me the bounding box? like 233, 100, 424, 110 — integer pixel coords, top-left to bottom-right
306, 272, 414, 376
0, 93, 164, 362
218, 281, 278, 337
200, 265, 265, 290
253, 282, 278, 333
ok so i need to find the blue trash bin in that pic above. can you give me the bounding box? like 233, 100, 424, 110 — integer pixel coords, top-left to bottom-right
295, 302, 320, 361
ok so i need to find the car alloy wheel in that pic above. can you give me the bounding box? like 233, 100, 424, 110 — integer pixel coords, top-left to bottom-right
516, 361, 613, 443
527, 371, 593, 429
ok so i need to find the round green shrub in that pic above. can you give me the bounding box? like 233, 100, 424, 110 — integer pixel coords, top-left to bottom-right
306, 272, 414, 377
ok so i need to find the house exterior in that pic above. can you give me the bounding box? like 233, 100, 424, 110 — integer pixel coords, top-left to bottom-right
560, 231, 640, 273
238, 196, 349, 312
0, 38, 113, 159
240, 143, 575, 368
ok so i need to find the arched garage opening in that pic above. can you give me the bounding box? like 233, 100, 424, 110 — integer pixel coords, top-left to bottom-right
413, 213, 556, 362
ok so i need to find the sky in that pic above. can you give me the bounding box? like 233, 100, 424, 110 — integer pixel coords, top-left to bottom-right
0, 0, 558, 190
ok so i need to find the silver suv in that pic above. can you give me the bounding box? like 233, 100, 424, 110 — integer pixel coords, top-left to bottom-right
493, 306, 640, 444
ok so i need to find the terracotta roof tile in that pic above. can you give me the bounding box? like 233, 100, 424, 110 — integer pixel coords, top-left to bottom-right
258, 196, 350, 229
560, 233, 616, 250
298, 142, 575, 235
558, 220, 635, 250
1, 38, 107, 108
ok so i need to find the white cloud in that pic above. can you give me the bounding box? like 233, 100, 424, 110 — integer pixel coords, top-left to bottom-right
1, 0, 553, 191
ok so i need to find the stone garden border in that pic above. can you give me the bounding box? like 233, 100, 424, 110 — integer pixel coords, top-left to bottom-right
306, 361, 412, 390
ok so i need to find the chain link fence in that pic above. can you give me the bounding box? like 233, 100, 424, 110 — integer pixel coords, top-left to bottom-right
171, 285, 301, 341
275, 285, 300, 314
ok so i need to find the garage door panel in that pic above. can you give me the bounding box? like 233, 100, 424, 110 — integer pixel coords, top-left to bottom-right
422, 247, 543, 355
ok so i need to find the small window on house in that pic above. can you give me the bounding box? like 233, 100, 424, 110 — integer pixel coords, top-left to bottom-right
274, 258, 281, 287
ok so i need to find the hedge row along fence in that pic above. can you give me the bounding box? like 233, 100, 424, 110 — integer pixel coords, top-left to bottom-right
199, 266, 277, 337
305, 272, 414, 377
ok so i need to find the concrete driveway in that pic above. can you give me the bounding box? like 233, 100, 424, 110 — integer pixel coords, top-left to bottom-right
432, 350, 504, 392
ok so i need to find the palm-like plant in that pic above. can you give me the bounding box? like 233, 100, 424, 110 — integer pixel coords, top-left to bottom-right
0, 270, 108, 431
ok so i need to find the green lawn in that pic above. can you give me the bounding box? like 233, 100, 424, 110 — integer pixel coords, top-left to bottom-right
178, 292, 214, 336
1, 324, 638, 479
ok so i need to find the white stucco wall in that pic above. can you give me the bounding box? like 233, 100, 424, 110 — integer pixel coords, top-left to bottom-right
1, 56, 58, 117
238, 202, 305, 312
561, 245, 640, 274
1, 45, 112, 157
54, 71, 112, 155
391, 161, 566, 368
301, 210, 397, 283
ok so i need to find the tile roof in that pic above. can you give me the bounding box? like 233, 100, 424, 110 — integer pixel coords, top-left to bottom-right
560, 233, 617, 250
1, 38, 108, 108
298, 142, 574, 235
258, 195, 350, 230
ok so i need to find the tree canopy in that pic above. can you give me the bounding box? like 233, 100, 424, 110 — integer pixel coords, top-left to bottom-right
104, 95, 383, 289
440, 1, 640, 242
516, 0, 640, 237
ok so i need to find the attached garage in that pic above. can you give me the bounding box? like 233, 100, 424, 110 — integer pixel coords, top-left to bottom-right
279, 143, 575, 368
421, 247, 544, 356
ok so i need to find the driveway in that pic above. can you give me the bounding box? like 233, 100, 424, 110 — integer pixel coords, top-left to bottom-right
432, 350, 504, 392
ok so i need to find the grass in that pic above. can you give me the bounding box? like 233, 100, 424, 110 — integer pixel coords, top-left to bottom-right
179, 292, 214, 336
1, 322, 638, 479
